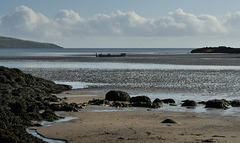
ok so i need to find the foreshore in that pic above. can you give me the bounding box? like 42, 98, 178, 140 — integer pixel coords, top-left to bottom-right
3, 52, 240, 142
35, 89, 240, 143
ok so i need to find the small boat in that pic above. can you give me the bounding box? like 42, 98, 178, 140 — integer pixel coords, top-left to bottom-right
96, 53, 126, 57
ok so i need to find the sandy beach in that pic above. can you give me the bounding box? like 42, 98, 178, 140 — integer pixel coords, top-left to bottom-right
33, 89, 240, 143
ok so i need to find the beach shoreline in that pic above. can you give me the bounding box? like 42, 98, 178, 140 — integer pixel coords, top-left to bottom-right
2, 52, 240, 142
35, 90, 240, 143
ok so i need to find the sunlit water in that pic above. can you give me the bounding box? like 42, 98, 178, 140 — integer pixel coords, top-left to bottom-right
1, 49, 240, 116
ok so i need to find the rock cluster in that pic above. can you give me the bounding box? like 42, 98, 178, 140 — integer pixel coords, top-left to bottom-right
90, 90, 240, 112
0, 66, 80, 142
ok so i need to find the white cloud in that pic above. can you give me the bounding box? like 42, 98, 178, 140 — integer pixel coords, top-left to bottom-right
1, 6, 240, 47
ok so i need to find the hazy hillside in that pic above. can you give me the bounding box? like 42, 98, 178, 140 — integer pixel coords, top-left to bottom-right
0, 36, 63, 49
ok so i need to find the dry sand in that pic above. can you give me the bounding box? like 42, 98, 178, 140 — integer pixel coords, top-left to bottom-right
36, 90, 240, 143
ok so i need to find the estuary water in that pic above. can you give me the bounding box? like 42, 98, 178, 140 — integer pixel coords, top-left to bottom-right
1, 48, 240, 116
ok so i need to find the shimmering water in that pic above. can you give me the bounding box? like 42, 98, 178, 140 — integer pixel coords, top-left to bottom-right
2, 60, 240, 102
2, 48, 240, 116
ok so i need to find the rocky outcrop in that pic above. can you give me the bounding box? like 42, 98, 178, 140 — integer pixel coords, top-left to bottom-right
105, 90, 130, 101
0, 66, 75, 143
205, 99, 229, 109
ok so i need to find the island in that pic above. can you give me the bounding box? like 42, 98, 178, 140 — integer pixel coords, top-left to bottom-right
0, 36, 63, 50
191, 46, 240, 53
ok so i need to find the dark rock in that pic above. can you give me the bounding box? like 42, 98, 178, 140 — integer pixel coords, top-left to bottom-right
161, 119, 178, 124
44, 95, 59, 102
105, 90, 130, 101
181, 100, 197, 107
231, 100, 240, 107
9, 101, 27, 116
198, 101, 207, 105
0, 66, 75, 142
205, 99, 228, 109
130, 96, 151, 104
130, 96, 152, 107
111, 101, 129, 107
41, 110, 59, 121
88, 99, 110, 106
152, 98, 164, 108
161, 98, 175, 104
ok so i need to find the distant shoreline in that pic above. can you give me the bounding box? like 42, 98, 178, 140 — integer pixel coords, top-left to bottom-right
191, 46, 240, 53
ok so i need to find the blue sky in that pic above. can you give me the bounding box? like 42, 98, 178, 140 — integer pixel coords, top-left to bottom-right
1, 0, 240, 48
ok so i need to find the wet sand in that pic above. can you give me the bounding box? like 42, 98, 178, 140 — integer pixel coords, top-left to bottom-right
36, 91, 240, 143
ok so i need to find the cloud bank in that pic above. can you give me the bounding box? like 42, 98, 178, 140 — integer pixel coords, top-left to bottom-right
0, 5, 240, 47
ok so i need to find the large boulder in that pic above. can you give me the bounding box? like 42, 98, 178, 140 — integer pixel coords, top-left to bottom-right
181, 100, 197, 107
105, 90, 130, 101
205, 99, 228, 109
130, 96, 151, 107
130, 96, 151, 104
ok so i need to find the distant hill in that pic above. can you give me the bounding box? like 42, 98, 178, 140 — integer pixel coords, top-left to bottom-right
0, 36, 63, 49
191, 46, 240, 53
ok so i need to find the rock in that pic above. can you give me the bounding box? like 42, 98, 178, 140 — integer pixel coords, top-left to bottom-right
161, 119, 178, 124
152, 98, 164, 108
205, 99, 228, 109
41, 110, 60, 121
161, 99, 175, 104
198, 101, 207, 105
0, 66, 74, 142
130, 96, 151, 104
111, 101, 129, 107
181, 100, 197, 107
130, 96, 151, 107
231, 100, 240, 107
88, 99, 110, 106
105, 90, 130, 101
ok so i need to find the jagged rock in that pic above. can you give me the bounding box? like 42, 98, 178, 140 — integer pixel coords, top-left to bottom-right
205, 99, 228, 109
181, 100, 197, 107
105, 90, 130, 101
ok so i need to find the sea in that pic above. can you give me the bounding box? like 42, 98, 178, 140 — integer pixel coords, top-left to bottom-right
1, 48, 240, 116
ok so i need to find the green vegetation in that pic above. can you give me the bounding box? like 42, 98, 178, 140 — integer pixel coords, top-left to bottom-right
0, 36, 63, 49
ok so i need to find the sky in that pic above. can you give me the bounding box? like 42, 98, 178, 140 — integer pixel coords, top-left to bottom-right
1, 0, 240, 48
